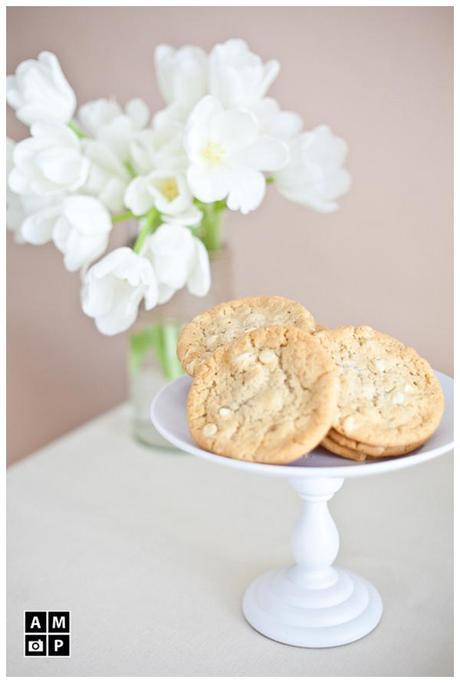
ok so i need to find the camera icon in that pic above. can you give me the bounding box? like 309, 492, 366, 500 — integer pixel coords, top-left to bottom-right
28, 640, 44, 653
24, 635, 46, 657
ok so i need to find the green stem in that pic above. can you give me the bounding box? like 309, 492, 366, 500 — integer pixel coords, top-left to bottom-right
197, 201, 225, 253
112, 210, 135, 224
68, 120, 86, 139
158, 323, 184, 379
129, 323, 184, 380
125, 160, 137, 178
133, 208, 162, 253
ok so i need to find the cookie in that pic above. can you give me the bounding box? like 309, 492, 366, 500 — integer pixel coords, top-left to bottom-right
315, 325, 444, 448
178, 296, 315, 376
327, 428, 425, 457
187, 326, 339, 464
321, 435, 367, 462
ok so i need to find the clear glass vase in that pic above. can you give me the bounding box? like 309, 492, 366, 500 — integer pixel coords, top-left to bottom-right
128, 230, 234, 449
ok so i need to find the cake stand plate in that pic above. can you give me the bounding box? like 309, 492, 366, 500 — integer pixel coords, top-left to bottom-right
151, 371, 453, 648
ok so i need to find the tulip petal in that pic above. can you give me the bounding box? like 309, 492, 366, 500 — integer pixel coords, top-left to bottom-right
259, 60, 280, 99
7, 52, 76, 125
21, 204, 61, 244
187, 164, 230, 203
126, 98, 150, 129
185, 96, 223, 156
236, 136, 289, 171
210, 109, 258, 151
78, 98, 122, 136
226, 167, 266, 214
157, 283, 176, 304
82, 248, 158, 334
124, 177, 154, 215
187, 238, 210, 296
147, 223, 194, 289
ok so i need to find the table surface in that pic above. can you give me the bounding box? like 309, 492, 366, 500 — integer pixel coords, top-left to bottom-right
7, 406, 453, 676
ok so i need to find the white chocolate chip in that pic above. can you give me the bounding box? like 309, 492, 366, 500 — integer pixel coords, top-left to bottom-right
375, 359, 386, 372
404, 383, 416, 393
232, 352, 256, 369
246, 314, 265, 326
343, 415, 356, 433
392, 392, 405, 405
206, 334, 218, 347
218, 407, 232, 418
202, 423, 217, 437
259, 349, 277, 364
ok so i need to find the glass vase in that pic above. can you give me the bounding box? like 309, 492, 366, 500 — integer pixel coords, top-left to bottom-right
128, 213, 233, 449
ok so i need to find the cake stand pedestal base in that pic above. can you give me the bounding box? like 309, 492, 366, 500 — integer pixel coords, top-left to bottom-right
242, 477, 383, 648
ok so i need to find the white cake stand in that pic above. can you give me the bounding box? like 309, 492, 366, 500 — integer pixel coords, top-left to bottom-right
151, 371, 453, 649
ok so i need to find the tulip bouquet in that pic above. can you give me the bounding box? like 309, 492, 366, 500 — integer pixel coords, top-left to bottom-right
7, 39, 350, 385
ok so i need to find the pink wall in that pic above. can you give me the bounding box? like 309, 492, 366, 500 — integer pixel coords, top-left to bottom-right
7, 6, 453, 464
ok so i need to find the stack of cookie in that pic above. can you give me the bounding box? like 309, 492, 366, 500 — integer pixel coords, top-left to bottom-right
177, 296, 444, 465
315, 325, 444, 462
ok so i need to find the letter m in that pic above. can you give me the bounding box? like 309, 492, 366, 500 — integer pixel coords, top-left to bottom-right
51, 615, 66, 629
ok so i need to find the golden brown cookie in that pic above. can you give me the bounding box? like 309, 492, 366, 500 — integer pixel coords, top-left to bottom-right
315, 325, 444, 449
187, 326, 338, 464
177, 296, 315, 376
321, 435, 367, 461
324, 429, 425, 459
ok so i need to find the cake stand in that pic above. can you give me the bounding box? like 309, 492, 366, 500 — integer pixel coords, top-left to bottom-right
151, 371, 453, 648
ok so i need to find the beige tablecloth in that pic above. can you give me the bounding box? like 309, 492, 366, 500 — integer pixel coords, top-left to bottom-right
7, 406, 453, 676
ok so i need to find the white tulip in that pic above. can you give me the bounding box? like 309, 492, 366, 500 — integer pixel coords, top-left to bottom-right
8, 194, 60, 245
78, 98, 123, 137
129, 122, 187, 175
250, 98, 303, 141
8, 123, 90, 196
19, 195, 112, 271
7, 139, 67, 243
92, 99, 150, 162
6, 51, 76, 126
155, 44, 208, 110
275, 125, 351, 212
142, 223, 210, 303
162, 206, 203, 228
81, 140, 131, 213
52, 196, 112, 271
82, 247, 158, 335
78, 97, 150, 164
209, 39, 279, 108
184, 96, 289, 214
153, 103, 190, 129
125, 171, 201, 226
20, 203, 62, 245
186, 235, 211, 297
